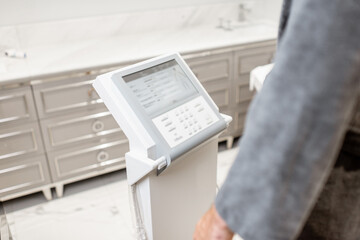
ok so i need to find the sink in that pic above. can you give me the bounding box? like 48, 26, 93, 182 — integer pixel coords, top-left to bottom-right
216, 20, 259, 31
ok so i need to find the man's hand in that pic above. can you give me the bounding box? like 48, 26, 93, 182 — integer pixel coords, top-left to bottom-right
193, 204, 234, 240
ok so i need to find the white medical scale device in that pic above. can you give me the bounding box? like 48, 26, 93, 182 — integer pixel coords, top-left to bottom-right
93, 53, 231, 240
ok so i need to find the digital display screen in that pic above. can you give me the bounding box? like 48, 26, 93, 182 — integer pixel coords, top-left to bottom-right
123, 60, 198, 117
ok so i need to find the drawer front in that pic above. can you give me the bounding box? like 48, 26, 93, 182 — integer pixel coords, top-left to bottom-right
235, 44, 275, 75
238, 53, 273, 74
208, 89, 229, 108
0, 86, 37, 124
33, 76, 103, 118
187, 53, 232, 108
233, 100, 252, 135
0, 122, 44, 160
197, 79, 230, 109
187, 56, 231, 84
41, 109, 124, 151
0, 155, 51, 197
235, 79, 256, 104
48, 140, 129, 181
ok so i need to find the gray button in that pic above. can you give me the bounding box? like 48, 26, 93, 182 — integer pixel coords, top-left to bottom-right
174, 136, 183, 142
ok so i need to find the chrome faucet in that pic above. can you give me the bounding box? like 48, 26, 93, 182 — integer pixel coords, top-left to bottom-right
238, 3, 251, 22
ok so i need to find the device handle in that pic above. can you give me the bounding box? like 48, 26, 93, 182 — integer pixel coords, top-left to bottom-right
220, 113, 233, 126
125, 152, 167, 185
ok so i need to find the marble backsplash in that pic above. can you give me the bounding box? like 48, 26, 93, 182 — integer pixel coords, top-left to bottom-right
0, 2, 278, 84
1, 3, 243, 49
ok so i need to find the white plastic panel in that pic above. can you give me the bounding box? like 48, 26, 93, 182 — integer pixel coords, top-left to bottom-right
152, 96, 219, 148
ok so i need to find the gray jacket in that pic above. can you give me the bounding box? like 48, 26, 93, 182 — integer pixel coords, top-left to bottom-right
215, 0, 360, 239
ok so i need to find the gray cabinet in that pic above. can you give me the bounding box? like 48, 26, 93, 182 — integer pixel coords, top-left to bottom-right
186, 52, 233, 110
0, 155, 51, 200
0, 122, 44, 159
231, 42, 276, 136
0, 40, 277, 201
33, 76, 103, 118
186, 51, 235, 147
185, 41, 276, 142
39, 106, 124, 151
32, 74, 129, 197
47, 139, 128, 182
0, 86, 52, 201
0, 86, 37, 124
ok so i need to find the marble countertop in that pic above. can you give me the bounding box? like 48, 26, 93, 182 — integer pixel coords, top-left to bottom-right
0, 4, 277, 85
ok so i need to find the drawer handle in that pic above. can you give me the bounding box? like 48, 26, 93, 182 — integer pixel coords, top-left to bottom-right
97, 150, 109, 162
88, 87, 96, 98
92, 120, 105, 132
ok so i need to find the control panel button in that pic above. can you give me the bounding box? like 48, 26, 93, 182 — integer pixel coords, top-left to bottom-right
152, 96, 220, 148
174, 136, 183, 142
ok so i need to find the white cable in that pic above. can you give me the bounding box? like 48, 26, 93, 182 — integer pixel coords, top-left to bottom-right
129, 184, 148, 240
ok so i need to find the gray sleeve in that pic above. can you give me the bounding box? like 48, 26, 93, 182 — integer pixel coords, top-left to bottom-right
215, 1, 360, 240
278, 0, 292, 40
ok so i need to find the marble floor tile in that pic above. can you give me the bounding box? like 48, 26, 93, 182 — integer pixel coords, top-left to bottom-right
3, 141, 242, 240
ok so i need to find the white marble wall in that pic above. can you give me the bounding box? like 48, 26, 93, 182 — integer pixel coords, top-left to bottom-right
0, 0, 239, 26
13, 3, 239, 48
0, 2, 278, 83
0, 1, 282, 51
0, 1, 281, 50
252, 0, 282, 24
0, 0, 284, 27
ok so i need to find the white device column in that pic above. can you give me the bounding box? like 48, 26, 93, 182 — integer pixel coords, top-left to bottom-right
128, 137, 218, 240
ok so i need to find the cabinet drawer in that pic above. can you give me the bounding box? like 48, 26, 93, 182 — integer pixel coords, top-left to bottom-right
41, 109, 124, 151
33, 76, 103, 118
0, 122, 44, 160
0, 86, 37, 124
235, 44, 275, 75
0, 155, 51, 197
234, 100, 252, 133
208, 89, 229, 108
235, 80, 255, 103
198, 79, 230, 109
187, 57, 231, 84
238, 53, 273, 74
48, 140, 129, 181
186, 53, 232, 108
